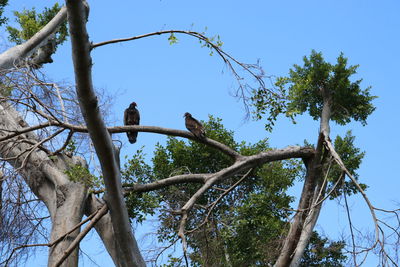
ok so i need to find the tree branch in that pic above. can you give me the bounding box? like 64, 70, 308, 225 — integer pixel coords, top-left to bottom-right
65, 1, 145, 266
0, 7, 67, 70
92, 30, 281, 115
173, 146, 314, 252
1, 203, 105, 266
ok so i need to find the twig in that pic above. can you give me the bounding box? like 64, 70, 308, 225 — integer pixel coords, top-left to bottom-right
18, 128, 65, 170
186, 168, 253, 235
50, 129, 74, 156
1, 204, 107, 266
344, 182, 358, 266
92, 30, 281, 114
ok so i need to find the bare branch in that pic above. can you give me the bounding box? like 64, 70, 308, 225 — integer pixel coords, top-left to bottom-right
92, 30, 280, 116
324, 139, 380, 245
186, 168, 253, 235
1, 203, 106, 266
344, 183, 358, 266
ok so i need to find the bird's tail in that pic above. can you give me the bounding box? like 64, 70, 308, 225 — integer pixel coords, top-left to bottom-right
127, 132, 137, 144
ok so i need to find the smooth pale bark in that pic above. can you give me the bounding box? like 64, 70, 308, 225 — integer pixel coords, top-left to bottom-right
0, 7, 67, 70
0, 102, 86, 266
48, 183, 87, 267
274, 157, 318, 267
0, 101, 130, 266
287, 93, 333, 267
65, 1, 145, 266
84, 195, 121, 265
275, 89, 332, 267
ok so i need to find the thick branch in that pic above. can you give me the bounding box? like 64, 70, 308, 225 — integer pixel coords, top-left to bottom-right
126, 174, 209, 193
112, 126, 242, 160
125, 146, 313, 196
0, 7, 67, 70
174, 146, 314, 249
0, 121, 242, 160
65, 1, 145, 266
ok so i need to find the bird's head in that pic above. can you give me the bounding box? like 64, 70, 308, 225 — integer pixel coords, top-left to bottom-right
130, 102, 137, 108
184, 112, 191, 118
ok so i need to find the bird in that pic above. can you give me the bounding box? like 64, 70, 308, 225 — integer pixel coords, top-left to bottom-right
184, 112, 205, 139
124, 102, 140, 144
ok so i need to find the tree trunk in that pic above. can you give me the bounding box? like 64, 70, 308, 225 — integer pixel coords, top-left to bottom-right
0, 2, 145, 265
275, 89, 332, 267
48, 183, 87, 267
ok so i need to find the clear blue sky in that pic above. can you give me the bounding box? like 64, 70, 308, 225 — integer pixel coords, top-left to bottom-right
2, 0, 400, 266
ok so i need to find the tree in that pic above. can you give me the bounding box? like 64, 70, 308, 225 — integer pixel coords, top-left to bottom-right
148, 116, 347, 266
0, 1, 396, 267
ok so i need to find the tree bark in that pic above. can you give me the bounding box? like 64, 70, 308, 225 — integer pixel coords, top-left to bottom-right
48, 183, 87, 267
275, 88, 332, 267
0, 7, 67, 70
0, 102, 87, 266
65, 1, 145, 266
0, 100, 135, 266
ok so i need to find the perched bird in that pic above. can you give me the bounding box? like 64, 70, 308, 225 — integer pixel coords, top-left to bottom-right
184, 112, 205, 139
124, 102, 140, 143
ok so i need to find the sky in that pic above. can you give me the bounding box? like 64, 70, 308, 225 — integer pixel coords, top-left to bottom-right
2, 0, 400, 266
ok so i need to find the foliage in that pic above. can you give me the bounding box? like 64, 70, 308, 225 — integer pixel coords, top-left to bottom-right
327, 131, 367, 199
65, 164, 101, 189
252, 50, 376, 129
65, 138, 77, 155
122, 147, 160, 224
168, 33, 178, 45
0, 0, 8, 26
301, 232, 347, 267
150, 115, 346, 266
6, 3, 68, 47
251, 78, 288, 131
286, 50, 376, 125
0, 82, 13, 97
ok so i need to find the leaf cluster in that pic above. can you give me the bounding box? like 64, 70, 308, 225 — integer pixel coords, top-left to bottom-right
64, 164, 101, 189
327, 131, 367, 199
251, 50, 376, 129
287, 50, 376, 125
301, 232, 347, 267
0, 0, 8, 26
121, 147, 160, 224
251, 81, 288, 131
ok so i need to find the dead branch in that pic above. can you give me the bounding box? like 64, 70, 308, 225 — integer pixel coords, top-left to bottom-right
324, 138, 380, 245
92, 30, 282, 116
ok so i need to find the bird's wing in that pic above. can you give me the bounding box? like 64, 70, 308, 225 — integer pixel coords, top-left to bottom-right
133, 108, 140, 125
123, 109, 128, 125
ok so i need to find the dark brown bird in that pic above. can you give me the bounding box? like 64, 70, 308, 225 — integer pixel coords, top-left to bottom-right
124, 102, 140, 144
184, 112, 205, 139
